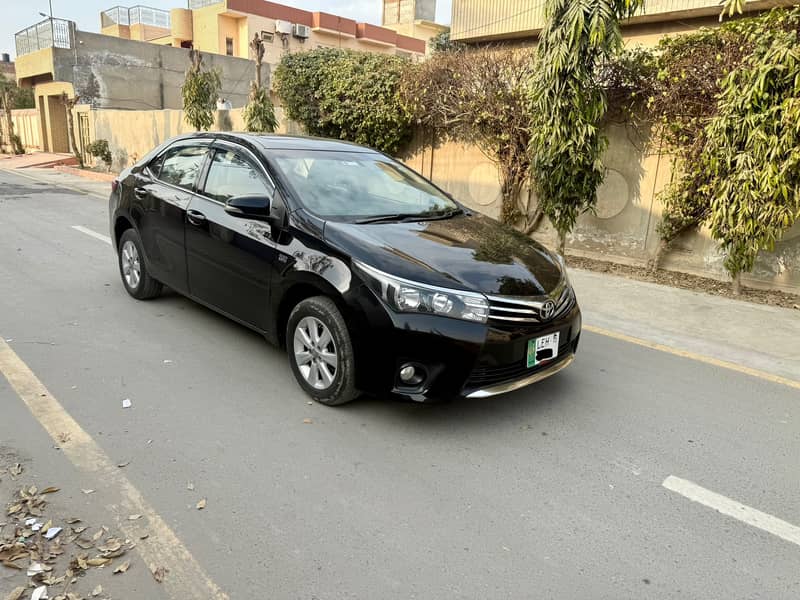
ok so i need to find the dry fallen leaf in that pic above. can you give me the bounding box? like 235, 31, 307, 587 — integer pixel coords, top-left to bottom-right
186, 482, 194, 491
117, 461, 130, 468
139, 533, 149, 540
128, 514, 142, 521
152, 565, 168, 583
81, 489, 95, 495
4, 586, 25, 600
196, 498, 206, 510
113, 560, 130, 574
87, 557, 111, 567
9, 463, 23, 477
40, 486, 60, 494
91, 585, 102, 597
303, 418, 313, 424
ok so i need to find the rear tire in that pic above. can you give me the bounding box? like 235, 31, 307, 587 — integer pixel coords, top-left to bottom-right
118, 229, 162, 300
287, 296, 358, 406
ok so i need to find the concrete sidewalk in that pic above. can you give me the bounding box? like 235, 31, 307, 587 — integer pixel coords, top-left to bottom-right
1, 166, 112, 198
571, 269, 800, 382
3, 166, 798, 383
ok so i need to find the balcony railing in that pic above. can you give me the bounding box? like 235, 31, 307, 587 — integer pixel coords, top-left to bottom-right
101, 5, 171, 29
15, 18, 75, 56
188, 0, 223, 9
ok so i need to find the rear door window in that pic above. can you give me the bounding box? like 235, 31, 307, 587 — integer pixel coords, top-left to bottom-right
158, 146, 208, 191
202, 149, 274, 203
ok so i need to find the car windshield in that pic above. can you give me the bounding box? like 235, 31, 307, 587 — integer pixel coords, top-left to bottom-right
271, 150, 458, 221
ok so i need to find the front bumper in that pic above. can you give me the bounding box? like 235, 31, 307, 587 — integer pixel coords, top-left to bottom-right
349, 289, 581, 402
464, 354, 575, 398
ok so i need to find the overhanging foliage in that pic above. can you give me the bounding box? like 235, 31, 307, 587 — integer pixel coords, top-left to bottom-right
528, 0, 645, 251
399, 47, 536, 225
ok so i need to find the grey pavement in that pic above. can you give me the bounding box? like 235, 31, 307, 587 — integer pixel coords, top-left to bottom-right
0, 168, 798, 599
571, 269, 800, 382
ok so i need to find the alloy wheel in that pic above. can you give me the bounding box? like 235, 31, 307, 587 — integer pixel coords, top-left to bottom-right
293, 316, 338, 390
121, 240, 141, 289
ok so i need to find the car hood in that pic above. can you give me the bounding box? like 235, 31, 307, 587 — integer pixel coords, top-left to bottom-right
323, 213, 563, 296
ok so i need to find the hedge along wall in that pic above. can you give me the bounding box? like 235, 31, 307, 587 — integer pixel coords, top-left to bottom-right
401, 124, 800, 294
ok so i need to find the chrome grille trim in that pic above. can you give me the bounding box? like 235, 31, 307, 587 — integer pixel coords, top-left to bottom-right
486, 283, 574, 324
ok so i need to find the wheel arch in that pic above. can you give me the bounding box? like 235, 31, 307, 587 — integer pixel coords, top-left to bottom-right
274, 277, 350, 349
113, 215, 134, 250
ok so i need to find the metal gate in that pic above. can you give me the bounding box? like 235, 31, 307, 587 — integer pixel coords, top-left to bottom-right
78, 112, 91, 164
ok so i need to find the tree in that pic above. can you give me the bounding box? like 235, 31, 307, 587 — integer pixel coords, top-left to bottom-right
181, 49, 221, 131
274, 48, 412, 154
61, 92, 83, 167
0, 75, 25, 154
400, 48, 537, 226
528, 0, 645, 253
640, 6, 800, 289
701, 19, 800, 293
428, 28, 463, 54
243, 34, 277, 133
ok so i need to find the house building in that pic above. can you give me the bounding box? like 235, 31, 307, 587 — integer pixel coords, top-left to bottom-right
99, 1, 426, 65
13, 17, 253, 154
381, 0, 448, 54
450, 0, 800, 46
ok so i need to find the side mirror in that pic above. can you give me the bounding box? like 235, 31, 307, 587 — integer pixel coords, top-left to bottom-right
225, 194, 271, 220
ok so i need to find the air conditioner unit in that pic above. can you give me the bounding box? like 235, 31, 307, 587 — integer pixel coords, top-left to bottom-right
292, 23, 310, 38
275, 20, 292, 35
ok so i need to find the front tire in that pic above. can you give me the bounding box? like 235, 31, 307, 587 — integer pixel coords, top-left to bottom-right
287, 296, 358, 406
118, 229, 162, 300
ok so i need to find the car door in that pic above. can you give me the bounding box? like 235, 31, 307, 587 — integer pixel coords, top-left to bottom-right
133, 141, 210, 295
184, 143, 277, 330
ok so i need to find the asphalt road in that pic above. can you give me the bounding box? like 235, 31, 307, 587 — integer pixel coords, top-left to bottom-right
1, 169, 798, 599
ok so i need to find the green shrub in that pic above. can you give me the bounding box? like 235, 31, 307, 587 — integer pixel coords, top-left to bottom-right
274, 48, 412, 155
86, 139, 112, 169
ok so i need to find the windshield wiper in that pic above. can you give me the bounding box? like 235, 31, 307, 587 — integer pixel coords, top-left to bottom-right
354, 208, 463, 225
354, 213, 422, 224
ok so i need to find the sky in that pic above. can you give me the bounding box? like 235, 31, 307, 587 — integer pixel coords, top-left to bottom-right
2, 0, 453, 59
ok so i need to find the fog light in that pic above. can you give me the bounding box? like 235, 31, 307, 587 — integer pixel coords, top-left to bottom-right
399, 365, 416, 383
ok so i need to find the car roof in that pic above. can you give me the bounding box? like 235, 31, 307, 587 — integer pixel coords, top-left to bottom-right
171, 132, 377, 154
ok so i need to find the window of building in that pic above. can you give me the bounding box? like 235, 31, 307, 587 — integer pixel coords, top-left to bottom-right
158, 146, 208, 191
203, 150, 273, 203
225, 37, 234, 56
261, 31, 274, 43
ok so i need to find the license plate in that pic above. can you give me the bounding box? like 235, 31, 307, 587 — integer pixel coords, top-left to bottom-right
527, 332, 560, 368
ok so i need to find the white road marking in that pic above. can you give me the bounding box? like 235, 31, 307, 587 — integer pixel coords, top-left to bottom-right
71, 225, 112, 245
663, 476, 800, 547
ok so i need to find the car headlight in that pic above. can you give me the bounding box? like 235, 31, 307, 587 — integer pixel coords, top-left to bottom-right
354, 261, 489, 324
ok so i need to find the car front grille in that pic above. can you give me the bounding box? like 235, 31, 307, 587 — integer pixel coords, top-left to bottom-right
466, 335, 575, 389
486, 283, 574, 326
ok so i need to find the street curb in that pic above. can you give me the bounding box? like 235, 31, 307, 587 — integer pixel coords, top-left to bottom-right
54, 165, 117, 182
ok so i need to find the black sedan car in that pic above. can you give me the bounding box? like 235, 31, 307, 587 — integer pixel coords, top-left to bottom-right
110, 133, 581, 405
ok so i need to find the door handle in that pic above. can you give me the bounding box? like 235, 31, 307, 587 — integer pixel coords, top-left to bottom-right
187, 210, 207, 226
134, 187, 147, 200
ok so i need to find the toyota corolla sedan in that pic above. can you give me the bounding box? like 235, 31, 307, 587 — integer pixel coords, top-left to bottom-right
109, 133, 581, 405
